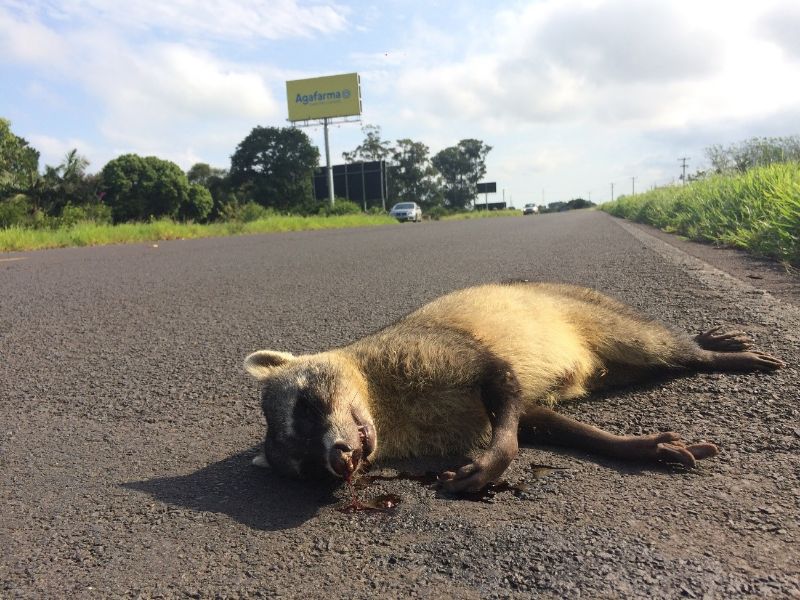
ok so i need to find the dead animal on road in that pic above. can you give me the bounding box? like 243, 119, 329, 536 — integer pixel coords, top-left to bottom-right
244, 281, 784, 493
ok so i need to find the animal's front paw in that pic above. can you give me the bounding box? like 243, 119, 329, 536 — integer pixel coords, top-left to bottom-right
438, 449, 515, 494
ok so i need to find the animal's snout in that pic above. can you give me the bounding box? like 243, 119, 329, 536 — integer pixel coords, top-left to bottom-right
329, 441, 362, 478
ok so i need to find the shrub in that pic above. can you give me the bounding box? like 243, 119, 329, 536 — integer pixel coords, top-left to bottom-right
100, 154, 190, 222
317, 198, 362, 216
426, 206, 450, 221
219, 200, 275, 222
0, 194, 33, 228
58, 203, 113, 227
179, 184, 213, 222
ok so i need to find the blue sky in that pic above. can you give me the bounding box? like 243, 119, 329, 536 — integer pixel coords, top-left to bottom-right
2, 0, 799, 206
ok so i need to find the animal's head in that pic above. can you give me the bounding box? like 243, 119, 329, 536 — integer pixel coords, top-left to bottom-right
244, 350, 376, 481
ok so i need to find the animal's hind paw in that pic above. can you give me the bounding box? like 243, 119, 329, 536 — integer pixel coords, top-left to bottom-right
620, 432, 719, 468
695, 326, 753, 352
655, 438, 719, 468
710, 350, 785, 372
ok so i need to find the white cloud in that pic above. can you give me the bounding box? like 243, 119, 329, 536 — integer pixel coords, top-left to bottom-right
0, 5, 67, 67
89, 43, 279, 127
759, 3, 800, 61
383, 0, 800, 133
494, 147, 577, 178
27, 134, 95, 167
0, 3, 287, 169
18, 0, 348, 41
533, 0, 723, 84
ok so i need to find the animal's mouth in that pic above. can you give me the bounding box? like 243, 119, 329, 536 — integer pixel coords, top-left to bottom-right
329, 411, 377, 480
357, 421, 375, 462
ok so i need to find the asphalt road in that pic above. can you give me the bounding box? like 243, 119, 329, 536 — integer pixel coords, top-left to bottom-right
2, 211, 799, 598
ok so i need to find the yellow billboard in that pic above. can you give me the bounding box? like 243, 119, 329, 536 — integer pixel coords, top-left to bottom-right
286, 73, 362, 122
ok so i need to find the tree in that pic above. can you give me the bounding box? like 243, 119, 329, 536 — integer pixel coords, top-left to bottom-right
705, 144, 731, 174
100, 154, 191, 222
432, 139, 492, 210
187, 162, 227, 186
179, 183, 213, 222
39, 149, 94, 214
389, 139, 443, 209
706, 136, 800, 173
187, 162, 230, 218
229, 126, 319, 211
342, 125, 392, 163
540, 198, 595, 213
1, 118, 40, 201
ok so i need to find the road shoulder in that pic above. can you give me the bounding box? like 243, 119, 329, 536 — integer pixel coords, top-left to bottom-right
618, 218, 800, 306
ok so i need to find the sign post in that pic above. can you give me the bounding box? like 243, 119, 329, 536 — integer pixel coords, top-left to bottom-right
476, 182, 497, 211
286, 73, 362, 207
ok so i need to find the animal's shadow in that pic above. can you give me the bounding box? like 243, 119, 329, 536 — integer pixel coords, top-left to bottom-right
122, 448, 340, 531
124, 377, 706, 531
123, 443, 686, 533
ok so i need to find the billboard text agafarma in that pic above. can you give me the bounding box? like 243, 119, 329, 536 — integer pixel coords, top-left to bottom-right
286, 73, 362, 121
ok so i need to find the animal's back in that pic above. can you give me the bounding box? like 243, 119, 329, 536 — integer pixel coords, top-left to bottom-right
405, 283, 600, 403
343, 282, 692, 459
395, 282, 692, 401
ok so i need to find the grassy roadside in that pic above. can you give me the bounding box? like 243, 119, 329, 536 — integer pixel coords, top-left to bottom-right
441, 209, 522, 221
601, 162, 800, 266
0, 214, 398, 253
0, 208, 530, 253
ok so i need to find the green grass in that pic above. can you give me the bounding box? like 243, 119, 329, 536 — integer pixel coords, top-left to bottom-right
0, 206, 530, 253
441, 209, 522, 221
0, 213, 397, 253
601, 162, 800, 266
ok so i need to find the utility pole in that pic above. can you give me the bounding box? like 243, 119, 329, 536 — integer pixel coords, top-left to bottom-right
610, 182, 615, 202
679, 157, 690, 184
631, 176, 637, 195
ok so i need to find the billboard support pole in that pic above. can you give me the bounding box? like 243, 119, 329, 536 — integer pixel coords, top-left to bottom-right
379, 160, 386, 212
361, 163, 366, 211
323, 117, 335, 207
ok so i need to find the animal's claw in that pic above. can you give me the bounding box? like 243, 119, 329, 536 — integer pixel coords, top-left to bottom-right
696, 327, 754, 352
438, 448, 515, 493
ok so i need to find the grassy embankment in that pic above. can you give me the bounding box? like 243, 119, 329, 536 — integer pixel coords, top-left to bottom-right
601, 162, 800, 266
441, 208, 521, 221
0, 214, 397, 253
0, 209, 527, 253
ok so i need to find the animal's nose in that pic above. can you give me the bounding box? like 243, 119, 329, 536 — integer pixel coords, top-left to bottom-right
329, 441, 362, 478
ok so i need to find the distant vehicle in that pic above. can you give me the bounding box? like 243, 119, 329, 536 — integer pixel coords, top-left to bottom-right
389, 202, 422, 222
523, 203, 538, 215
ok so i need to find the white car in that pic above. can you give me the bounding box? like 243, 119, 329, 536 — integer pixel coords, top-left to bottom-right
389, 202, 422, 222
523, 203, 538, 215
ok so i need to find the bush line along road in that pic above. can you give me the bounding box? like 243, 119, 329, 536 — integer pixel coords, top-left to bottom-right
2, 211, 798, 598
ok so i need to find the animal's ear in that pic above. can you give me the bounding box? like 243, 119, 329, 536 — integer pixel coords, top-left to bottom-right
252, 452, 270, 469
244, 350, 296, 380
